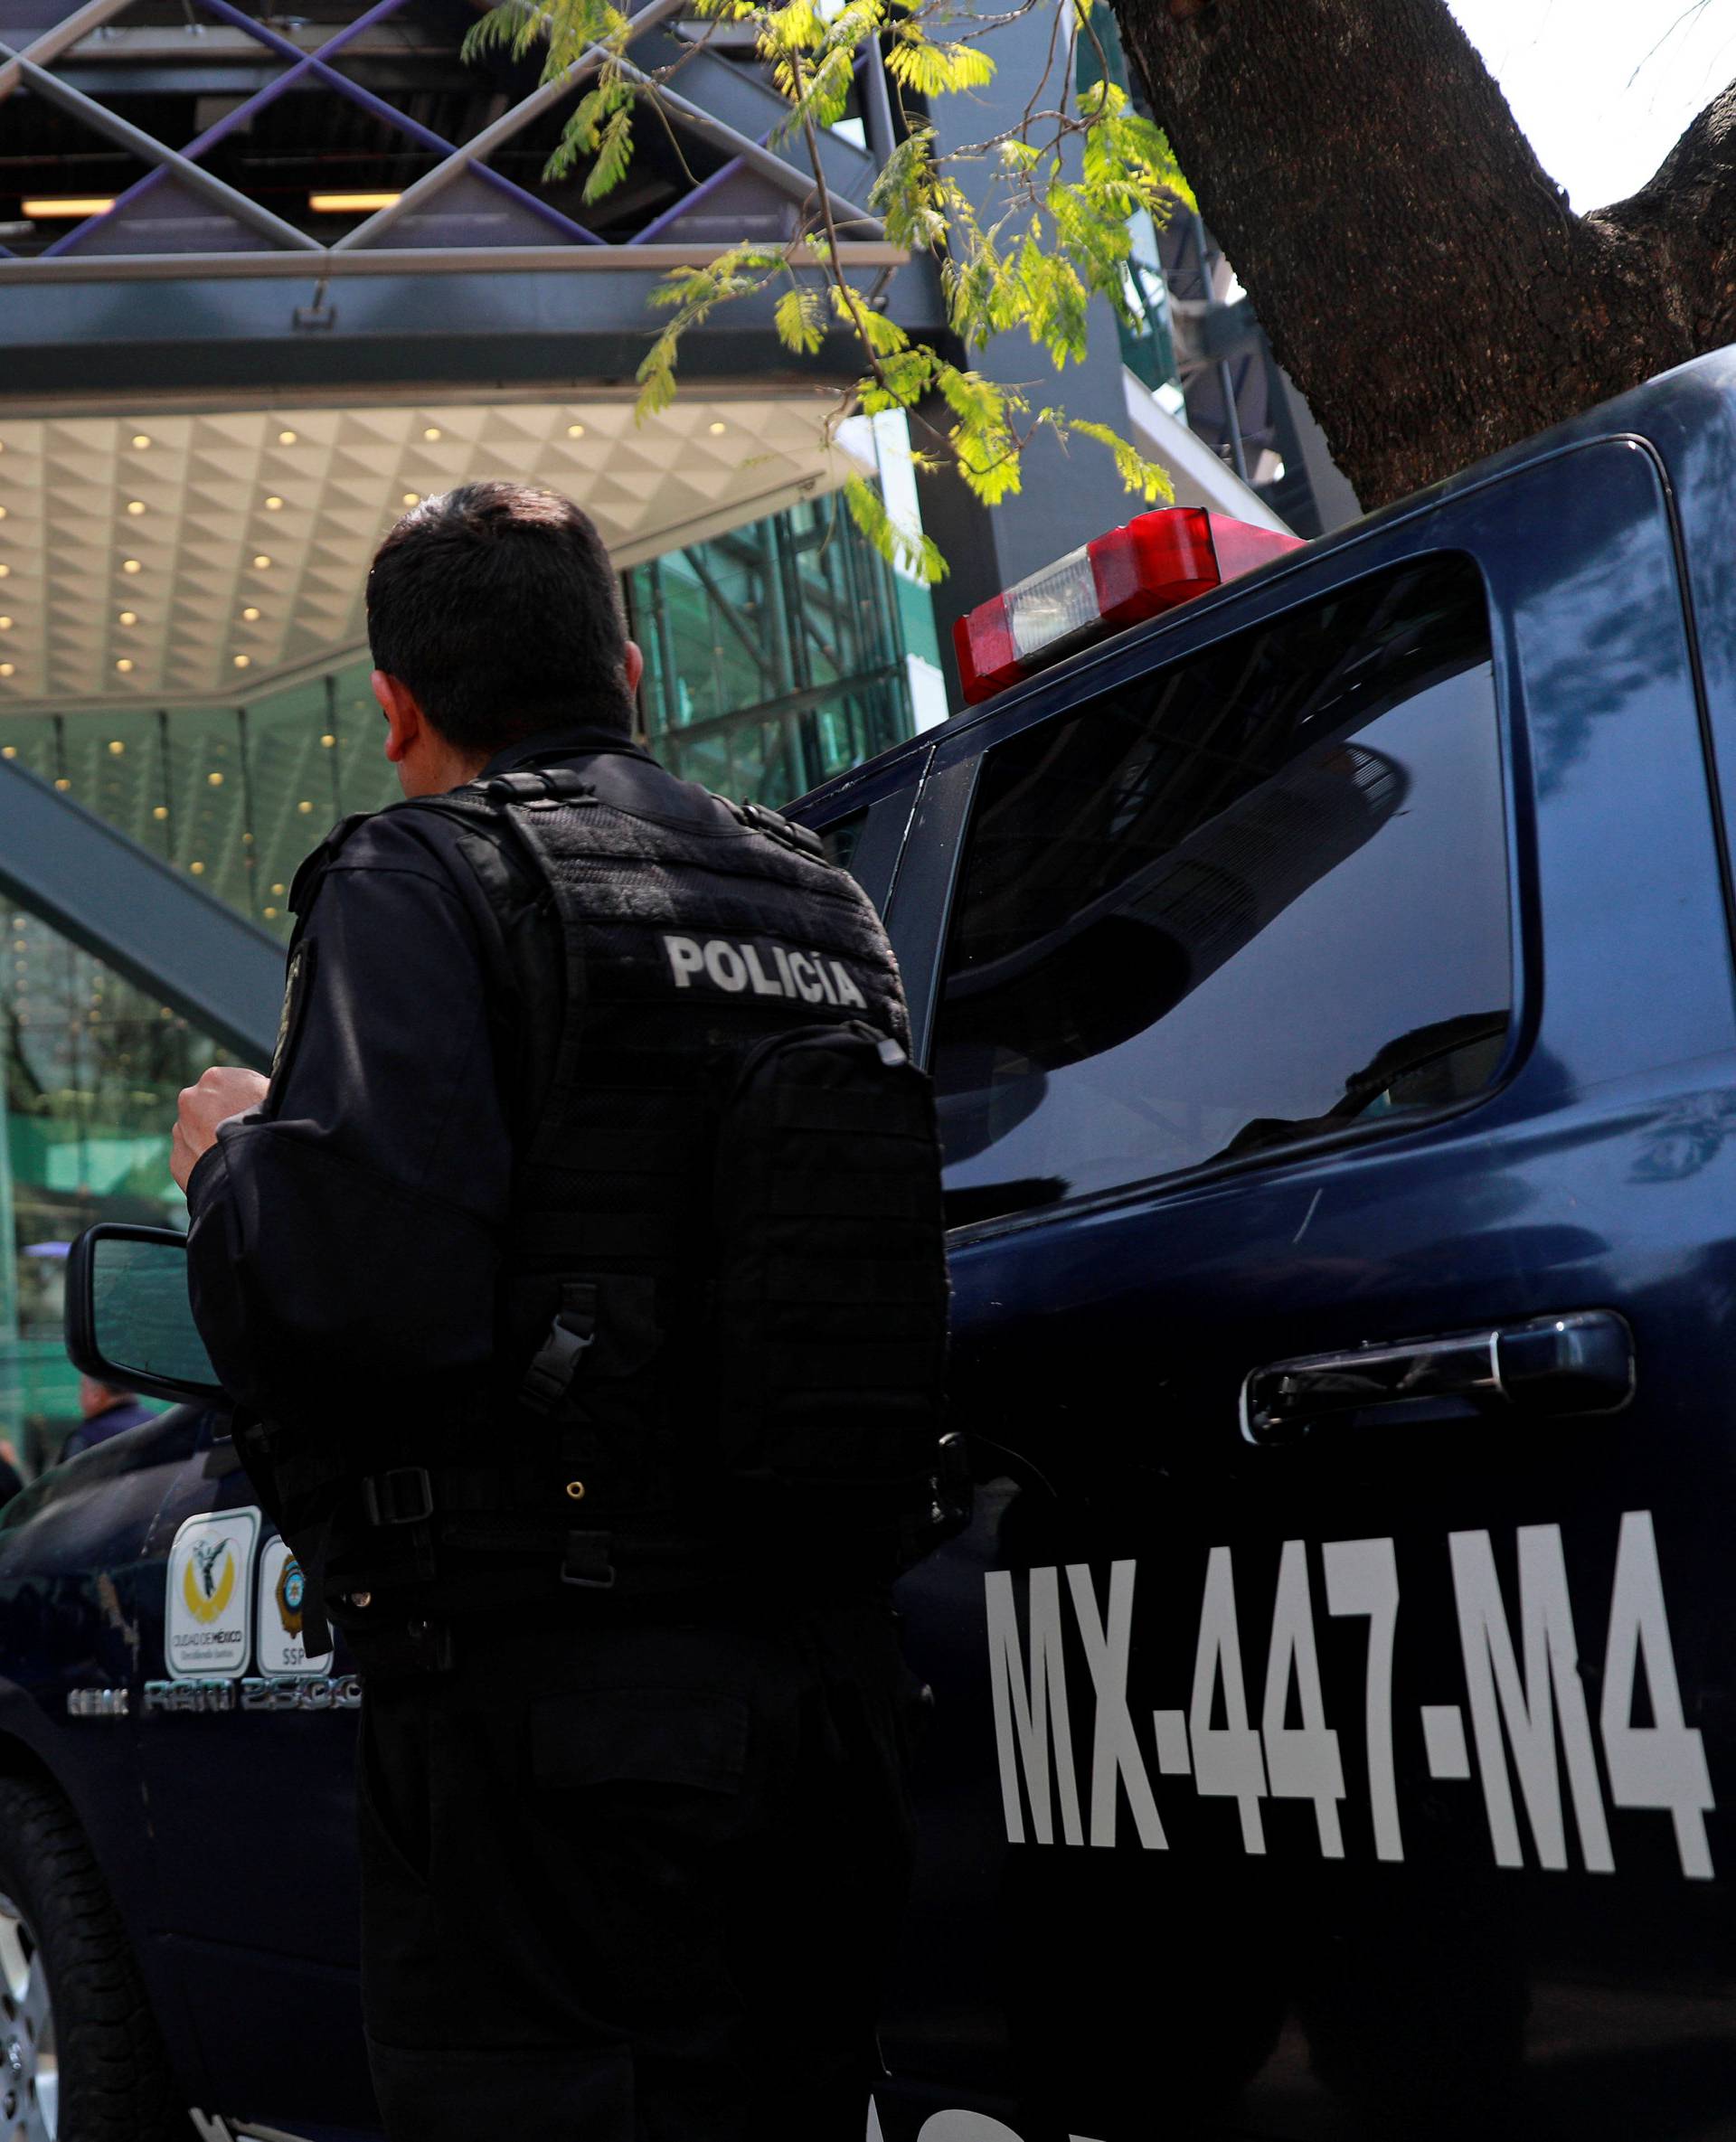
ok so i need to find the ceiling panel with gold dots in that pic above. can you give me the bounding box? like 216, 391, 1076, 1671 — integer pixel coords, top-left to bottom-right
0, 395, 863, 714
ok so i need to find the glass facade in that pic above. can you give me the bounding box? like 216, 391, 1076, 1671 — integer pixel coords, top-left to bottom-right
0, 910, 231, 1467
626, 495, 915, 804
0, 681, 401, 943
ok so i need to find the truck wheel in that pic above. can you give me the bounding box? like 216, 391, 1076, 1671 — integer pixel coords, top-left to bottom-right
0, 1772, 181, 2141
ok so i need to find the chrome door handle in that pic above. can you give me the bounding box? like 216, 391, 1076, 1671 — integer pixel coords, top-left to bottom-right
1241, 1309, 1635, 1447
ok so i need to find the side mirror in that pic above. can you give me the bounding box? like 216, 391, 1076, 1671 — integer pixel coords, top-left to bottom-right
64, 1224, 226, 1407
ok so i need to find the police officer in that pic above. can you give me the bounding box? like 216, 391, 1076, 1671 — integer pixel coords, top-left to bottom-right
61, 1374, 155, 1462
171, 483, 947, 2141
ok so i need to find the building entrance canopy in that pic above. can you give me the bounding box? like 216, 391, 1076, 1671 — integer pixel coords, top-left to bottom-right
0, 390, 864, 711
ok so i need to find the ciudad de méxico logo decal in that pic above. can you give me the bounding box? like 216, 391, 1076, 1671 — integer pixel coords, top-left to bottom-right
183, 1535, 238, 1625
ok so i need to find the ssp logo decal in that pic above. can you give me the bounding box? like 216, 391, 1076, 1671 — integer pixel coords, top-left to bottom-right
256, 1535, 332, 1676
165, 1508, 260, 1680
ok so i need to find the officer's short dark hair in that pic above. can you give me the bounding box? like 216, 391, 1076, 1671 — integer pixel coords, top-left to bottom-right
366, 482, 636, 751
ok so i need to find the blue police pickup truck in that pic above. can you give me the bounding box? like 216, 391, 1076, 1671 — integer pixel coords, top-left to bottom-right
9, 346, 1736, 2142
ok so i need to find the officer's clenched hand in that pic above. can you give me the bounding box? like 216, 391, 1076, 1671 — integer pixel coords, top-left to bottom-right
173, 1066, 270, 1191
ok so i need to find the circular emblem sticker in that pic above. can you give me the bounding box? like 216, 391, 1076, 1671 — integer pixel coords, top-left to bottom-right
276, 1553, 305, 1638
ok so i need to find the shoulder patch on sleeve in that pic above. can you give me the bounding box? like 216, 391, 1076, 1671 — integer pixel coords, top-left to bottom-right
264, 939, 316, 1111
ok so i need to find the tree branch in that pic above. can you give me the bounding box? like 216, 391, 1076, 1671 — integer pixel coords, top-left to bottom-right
1588, 80, 1736, 351
1110, 0, 1686, 505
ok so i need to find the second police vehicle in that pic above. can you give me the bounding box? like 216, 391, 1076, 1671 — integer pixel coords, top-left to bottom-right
8, 347, 1736, 2140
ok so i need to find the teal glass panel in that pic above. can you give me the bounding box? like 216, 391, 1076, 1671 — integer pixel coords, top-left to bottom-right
29, 665, 401, 943
0, 904, 230, 1471
627, 494, 917, 806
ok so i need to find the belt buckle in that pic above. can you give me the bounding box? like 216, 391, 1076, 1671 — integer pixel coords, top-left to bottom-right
362, 1466, 435, 1527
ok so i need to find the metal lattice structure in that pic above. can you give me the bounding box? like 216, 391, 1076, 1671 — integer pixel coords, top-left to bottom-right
1, 0, 896, 264
0, 0, 936, 401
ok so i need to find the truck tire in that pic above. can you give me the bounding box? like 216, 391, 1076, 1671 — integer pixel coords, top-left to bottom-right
0, 1771, 182, 2141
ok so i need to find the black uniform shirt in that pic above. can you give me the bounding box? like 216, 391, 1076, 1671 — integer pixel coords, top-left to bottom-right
184, 727, 653, 1435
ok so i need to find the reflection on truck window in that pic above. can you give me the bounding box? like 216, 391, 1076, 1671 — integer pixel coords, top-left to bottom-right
933, 555, 1510, 1224
816, 808, 868, 877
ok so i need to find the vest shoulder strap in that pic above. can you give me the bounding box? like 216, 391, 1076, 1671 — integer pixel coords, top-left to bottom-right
392, 774, 597, 901
287, 809, 377, 918
722, 796, 827, 863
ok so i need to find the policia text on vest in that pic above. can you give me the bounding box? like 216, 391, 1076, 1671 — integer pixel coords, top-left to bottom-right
664, 930, 871, 1008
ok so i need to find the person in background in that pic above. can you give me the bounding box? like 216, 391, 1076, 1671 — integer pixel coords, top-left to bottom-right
60, 1377, 154, 1463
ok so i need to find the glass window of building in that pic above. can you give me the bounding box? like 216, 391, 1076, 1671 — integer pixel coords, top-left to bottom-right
0, 678, 401, 943
0, 909, 231, 1471
626, 495, 916, 804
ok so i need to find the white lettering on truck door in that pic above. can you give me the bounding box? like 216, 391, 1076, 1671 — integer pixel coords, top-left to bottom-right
986, 1567, 1082, 1846
1448, 1524, 1612, 1873
1599, 1508, 1715, 1879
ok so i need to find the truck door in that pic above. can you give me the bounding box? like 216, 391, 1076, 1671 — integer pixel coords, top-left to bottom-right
136, 1426, 375, 2128
882, 439, 1736, 2142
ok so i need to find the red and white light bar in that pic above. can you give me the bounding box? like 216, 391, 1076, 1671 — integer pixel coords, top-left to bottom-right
953, 506, 1307, 706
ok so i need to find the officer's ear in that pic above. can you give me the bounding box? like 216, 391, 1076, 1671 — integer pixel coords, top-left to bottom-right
623, 640, 645, 699
373, 671, 424, 767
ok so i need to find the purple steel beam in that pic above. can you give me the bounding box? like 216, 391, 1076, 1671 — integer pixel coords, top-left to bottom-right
636, 152, 746, 243
42, 0, 411, 256
467, 164, 608, 244
193, 0, 602, 246
194, 0, 458, 155
47, 0, 599, 256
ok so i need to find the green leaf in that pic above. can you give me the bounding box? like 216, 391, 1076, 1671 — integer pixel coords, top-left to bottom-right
858, 345, 937, 411
545, 77, 631, 186
774, 285, 827, 355
844, 471, 947, 583
870, 127, 957, 252
461, 0, 551, 65
467, 0, 1190, 590
829, 284, 910, 356
581, 101, 635, 200
760, 0, 826, 52
634, 330, 682, 424
885, 31, 995, 95
769, 42, 858, 136
1066, 418, 1175, 505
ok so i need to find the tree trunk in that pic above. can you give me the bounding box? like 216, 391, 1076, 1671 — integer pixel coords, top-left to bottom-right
1110, 0, 1736, 507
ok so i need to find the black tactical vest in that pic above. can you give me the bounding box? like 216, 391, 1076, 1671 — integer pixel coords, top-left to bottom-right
273, 747, 948, 1634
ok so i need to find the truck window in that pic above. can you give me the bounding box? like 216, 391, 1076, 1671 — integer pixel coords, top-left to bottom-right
816, 808, 868, 876
932, 554, 1510, 1225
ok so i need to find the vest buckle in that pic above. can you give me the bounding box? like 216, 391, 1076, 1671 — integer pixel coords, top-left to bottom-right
361, 1466, 435, 1527
520, 1283, 599, 1417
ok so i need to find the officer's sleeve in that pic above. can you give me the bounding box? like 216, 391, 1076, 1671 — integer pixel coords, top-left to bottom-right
183, 821, 513, 1432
